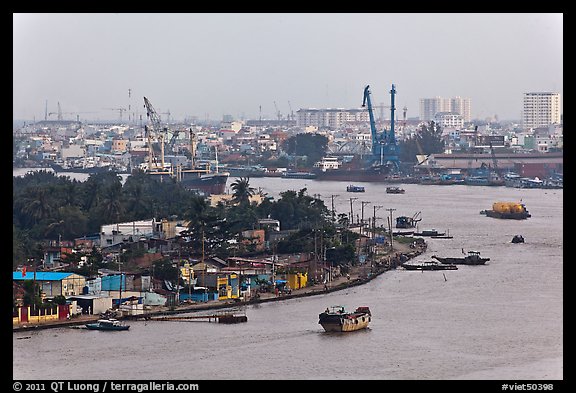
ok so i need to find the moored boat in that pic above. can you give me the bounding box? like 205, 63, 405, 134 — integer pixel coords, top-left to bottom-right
386, 186, 405, 194
401, 261, 458, 270
318, 305, 371, 332
346, 184, 365, 192
431, 250, 489, 265
281, 171, 317, 179
85, 318, 130, 331
413, 229, 445, 237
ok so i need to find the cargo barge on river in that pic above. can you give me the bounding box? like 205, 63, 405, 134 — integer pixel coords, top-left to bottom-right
318, 306, 372, 332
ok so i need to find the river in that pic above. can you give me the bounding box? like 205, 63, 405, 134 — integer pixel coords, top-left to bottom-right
12, 172, 563, 381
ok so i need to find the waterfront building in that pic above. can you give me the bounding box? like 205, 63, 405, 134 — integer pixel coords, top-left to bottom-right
522, 92, 561, 129
13, 271, 86, 297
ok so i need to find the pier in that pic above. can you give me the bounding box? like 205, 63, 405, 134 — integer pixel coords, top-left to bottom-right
136, 309, 248, 324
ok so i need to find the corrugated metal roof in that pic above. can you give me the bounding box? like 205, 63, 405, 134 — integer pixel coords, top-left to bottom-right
13, 271, 79, 281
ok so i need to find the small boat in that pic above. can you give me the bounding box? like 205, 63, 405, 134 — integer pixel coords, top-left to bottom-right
318, 305, 371, 332
413, 229, 445, 237
85, 318, 130, 331
431, 250, 490, 265
431, 229, 453, 239
401, 261, 458, 270
386, 186, 405, 194
281, 171, 317, 179
346, 185, 365, 192
511, 235, 525, 243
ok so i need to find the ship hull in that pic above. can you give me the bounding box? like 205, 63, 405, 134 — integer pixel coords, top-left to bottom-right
146, 171, 229, 195
180, 172, 229, 195
484, 210, 530, 220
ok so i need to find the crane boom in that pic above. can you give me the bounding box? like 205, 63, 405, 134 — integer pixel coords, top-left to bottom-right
362, 85, 379, 152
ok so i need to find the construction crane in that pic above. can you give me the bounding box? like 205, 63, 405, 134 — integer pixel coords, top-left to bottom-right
48, 103, 95, 121
104, 107, 127, 121
48, 112, 95, 121
143, 97, 169, 171
48, 102, 63, 121
362, 84, 400, 172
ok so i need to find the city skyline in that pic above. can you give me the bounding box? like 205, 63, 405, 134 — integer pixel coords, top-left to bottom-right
13, 13, 563, 123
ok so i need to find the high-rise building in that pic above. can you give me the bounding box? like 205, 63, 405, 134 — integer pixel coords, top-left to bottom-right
522, 92, 561, 129
450, 97, 471, 123
419, 96, 471, 122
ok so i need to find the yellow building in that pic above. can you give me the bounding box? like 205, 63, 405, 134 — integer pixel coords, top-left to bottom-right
287, 272, 307, 290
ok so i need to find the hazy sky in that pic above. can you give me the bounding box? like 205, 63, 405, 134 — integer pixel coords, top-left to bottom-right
13, 13, 563, 122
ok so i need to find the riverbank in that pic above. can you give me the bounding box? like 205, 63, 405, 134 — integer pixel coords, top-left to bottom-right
13, 238, 426, 331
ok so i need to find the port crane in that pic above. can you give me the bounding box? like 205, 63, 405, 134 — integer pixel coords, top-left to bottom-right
362, 84, 400, 172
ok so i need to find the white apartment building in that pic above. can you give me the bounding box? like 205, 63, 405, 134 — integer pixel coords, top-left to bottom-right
522, 92, 561, 129
296, 108, 369, 129
434, 112, 465, 129
420, 96, 471, 122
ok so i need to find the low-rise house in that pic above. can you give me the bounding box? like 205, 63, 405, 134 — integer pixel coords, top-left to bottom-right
13, 271, 86, 297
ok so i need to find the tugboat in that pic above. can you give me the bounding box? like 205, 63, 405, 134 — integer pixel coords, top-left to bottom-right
431, 250, 490, 265
318, 306, 371, 332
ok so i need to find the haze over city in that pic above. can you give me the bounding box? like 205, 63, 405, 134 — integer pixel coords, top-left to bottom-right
13, 13, 563, 123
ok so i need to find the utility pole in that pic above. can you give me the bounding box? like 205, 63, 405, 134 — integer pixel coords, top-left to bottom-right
372, 205, 383, 239
361, 201, 371, 236
349, 197, 358, 225
117, 255, 123, 311
386, 208, 396, 251
330, 195, 339, 222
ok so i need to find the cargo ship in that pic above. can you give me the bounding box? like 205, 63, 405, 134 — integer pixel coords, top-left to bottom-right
142, 97, 228, 195
481, 201, 531, 219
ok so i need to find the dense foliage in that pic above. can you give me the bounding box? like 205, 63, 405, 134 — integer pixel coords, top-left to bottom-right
399, 121, 445, 163
281, 133, 328, 167
13, 171, 360, 267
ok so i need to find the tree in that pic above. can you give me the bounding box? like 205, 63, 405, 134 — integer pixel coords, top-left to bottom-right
230, 177, 255, 205
282, 133, 328, 166
399, 121, 445, 163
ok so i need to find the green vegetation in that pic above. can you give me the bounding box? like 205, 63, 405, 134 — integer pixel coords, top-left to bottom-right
13, 172, 361, 269
399, 121, 445, 163
281, 133, 328, 167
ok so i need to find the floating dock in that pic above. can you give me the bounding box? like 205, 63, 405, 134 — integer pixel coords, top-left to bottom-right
140, 310, 247, 324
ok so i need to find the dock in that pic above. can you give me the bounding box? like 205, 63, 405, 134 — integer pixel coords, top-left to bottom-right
137, 309, 248, 324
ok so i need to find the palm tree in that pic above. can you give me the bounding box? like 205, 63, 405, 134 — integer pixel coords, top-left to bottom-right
231, 177, 255, 205
18, 186, 55, 225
